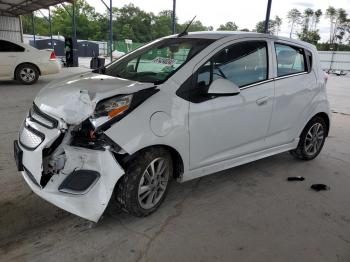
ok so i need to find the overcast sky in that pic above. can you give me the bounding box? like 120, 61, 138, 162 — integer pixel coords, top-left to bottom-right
86, 0, 350, 42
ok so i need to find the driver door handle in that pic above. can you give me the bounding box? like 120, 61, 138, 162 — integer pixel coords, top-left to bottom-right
256, 96, 269, 106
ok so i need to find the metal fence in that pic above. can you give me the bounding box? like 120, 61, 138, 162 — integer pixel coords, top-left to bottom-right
318, 51, 350, 71
113, 41, 144, 54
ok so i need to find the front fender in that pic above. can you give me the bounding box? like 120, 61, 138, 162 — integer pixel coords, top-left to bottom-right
104, 85, 190, 175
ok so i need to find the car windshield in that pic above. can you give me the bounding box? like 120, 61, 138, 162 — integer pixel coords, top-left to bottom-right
100, 38, 214, 84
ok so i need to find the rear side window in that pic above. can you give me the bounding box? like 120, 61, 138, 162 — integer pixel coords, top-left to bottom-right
197, 41, 268, 88
275, 43, 306, 77
305, 49, 313, 72
0, 40, 25, 52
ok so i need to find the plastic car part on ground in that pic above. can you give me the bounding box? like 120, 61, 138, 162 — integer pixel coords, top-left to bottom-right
310, 184, 330, 191
287, 176, 305, 181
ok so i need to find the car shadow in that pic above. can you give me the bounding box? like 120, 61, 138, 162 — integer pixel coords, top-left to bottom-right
0, 151, 296, 248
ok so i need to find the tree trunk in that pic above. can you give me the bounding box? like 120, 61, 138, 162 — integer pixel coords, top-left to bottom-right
330, 21, 333, 44
290, 21, 294, 38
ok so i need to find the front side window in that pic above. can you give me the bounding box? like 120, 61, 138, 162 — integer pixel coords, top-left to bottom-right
197, 41, 268, 88
275, 43, 306, 77
0, 40, 25, 52
102, 38, 214, 84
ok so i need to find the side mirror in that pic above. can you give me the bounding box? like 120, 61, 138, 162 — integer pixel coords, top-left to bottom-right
207, 78, 240, 96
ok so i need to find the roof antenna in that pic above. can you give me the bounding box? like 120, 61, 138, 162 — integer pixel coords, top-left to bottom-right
178, 16, 196, 37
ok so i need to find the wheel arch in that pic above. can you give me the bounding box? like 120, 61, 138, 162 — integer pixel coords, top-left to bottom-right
311, 112, 330, 137
14, 62, 41, 79
124, 144, 184, 180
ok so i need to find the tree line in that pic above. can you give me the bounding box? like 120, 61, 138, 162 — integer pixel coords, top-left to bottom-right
21, 0, 350, 51
285, 6, 350, 49
22, 0, 215, 43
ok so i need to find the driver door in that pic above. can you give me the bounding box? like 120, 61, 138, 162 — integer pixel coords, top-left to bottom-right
189, 40, 275, 169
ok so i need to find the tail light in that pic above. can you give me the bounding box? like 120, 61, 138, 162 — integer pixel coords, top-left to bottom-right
49, 51, 56, 60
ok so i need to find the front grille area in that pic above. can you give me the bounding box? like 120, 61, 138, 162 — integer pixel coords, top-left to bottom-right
19, 124, 45, 150
29, 103, 58, 129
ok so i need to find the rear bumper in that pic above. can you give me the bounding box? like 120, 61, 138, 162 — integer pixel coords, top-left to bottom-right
39, 60, 61, 75
16, 112, 124, 222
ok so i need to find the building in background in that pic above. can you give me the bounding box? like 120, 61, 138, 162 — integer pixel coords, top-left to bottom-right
0, 16, 22, 42
23, 34, 108, 57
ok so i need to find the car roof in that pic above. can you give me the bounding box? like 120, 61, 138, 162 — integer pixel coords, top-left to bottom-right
178, 31, 316, 50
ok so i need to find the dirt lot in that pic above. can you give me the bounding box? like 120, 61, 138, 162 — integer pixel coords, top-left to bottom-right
0, 71, 350, 262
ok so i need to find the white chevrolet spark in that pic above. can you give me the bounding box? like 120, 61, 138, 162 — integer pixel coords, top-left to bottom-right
14, 32, 330, 222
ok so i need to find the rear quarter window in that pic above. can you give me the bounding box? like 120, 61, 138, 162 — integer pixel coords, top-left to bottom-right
305, 49, 313, 72
275, 43, 307, 77
0, 40, 25, 52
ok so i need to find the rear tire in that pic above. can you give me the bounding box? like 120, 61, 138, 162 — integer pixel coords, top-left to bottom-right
15, 64, 39, 85
115, 147, 173, 217
290, 116, 327, 160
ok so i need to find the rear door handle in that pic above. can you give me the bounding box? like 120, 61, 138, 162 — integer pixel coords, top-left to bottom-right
8, 55, 16, 58
256, 96, 269, 106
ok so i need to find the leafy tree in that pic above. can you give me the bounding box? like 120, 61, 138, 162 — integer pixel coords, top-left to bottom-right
20, 0, 224, 46
274, 16, 282, 36
287, 8, 302, 38
51, 0, 101, 39
188, 20, 210, 31
151, 10, 173, 39
325, 7, 349, 44
22, 12, 51, 36
217, 22, 238, 31
255, 19, 278, 35
302, 8, 314, 31
294, 7, 323, 45
112, 4, 153, 42
317, 42, 350, 51
297, 28, 320, 45
120, 24, 135, 40
326, 6, 337, 44
313, 9, 323, 30
336, 20, 350, 44
178, 20, 212, 32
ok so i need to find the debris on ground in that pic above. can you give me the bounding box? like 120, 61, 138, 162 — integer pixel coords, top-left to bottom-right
287, 176, 305, 181
311, 184, 330, 191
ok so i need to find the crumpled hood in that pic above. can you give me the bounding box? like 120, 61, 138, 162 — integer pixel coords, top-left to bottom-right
34, 72, 155, 124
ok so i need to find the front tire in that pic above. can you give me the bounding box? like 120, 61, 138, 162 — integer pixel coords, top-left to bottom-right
290, 116, 327, 160
115, 147, 173, 217
15, 64, 39, 85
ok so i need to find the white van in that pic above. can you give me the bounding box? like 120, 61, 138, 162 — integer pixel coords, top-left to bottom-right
14, 32, 330, 221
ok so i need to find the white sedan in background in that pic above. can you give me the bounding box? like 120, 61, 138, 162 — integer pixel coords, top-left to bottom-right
0, 39, 61, 85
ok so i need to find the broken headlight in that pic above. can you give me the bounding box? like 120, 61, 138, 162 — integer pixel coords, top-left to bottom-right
89, 88, 159, 132
90, 94, 133, 129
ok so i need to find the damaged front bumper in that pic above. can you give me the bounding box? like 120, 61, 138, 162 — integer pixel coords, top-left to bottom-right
14, 107, 125, 222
